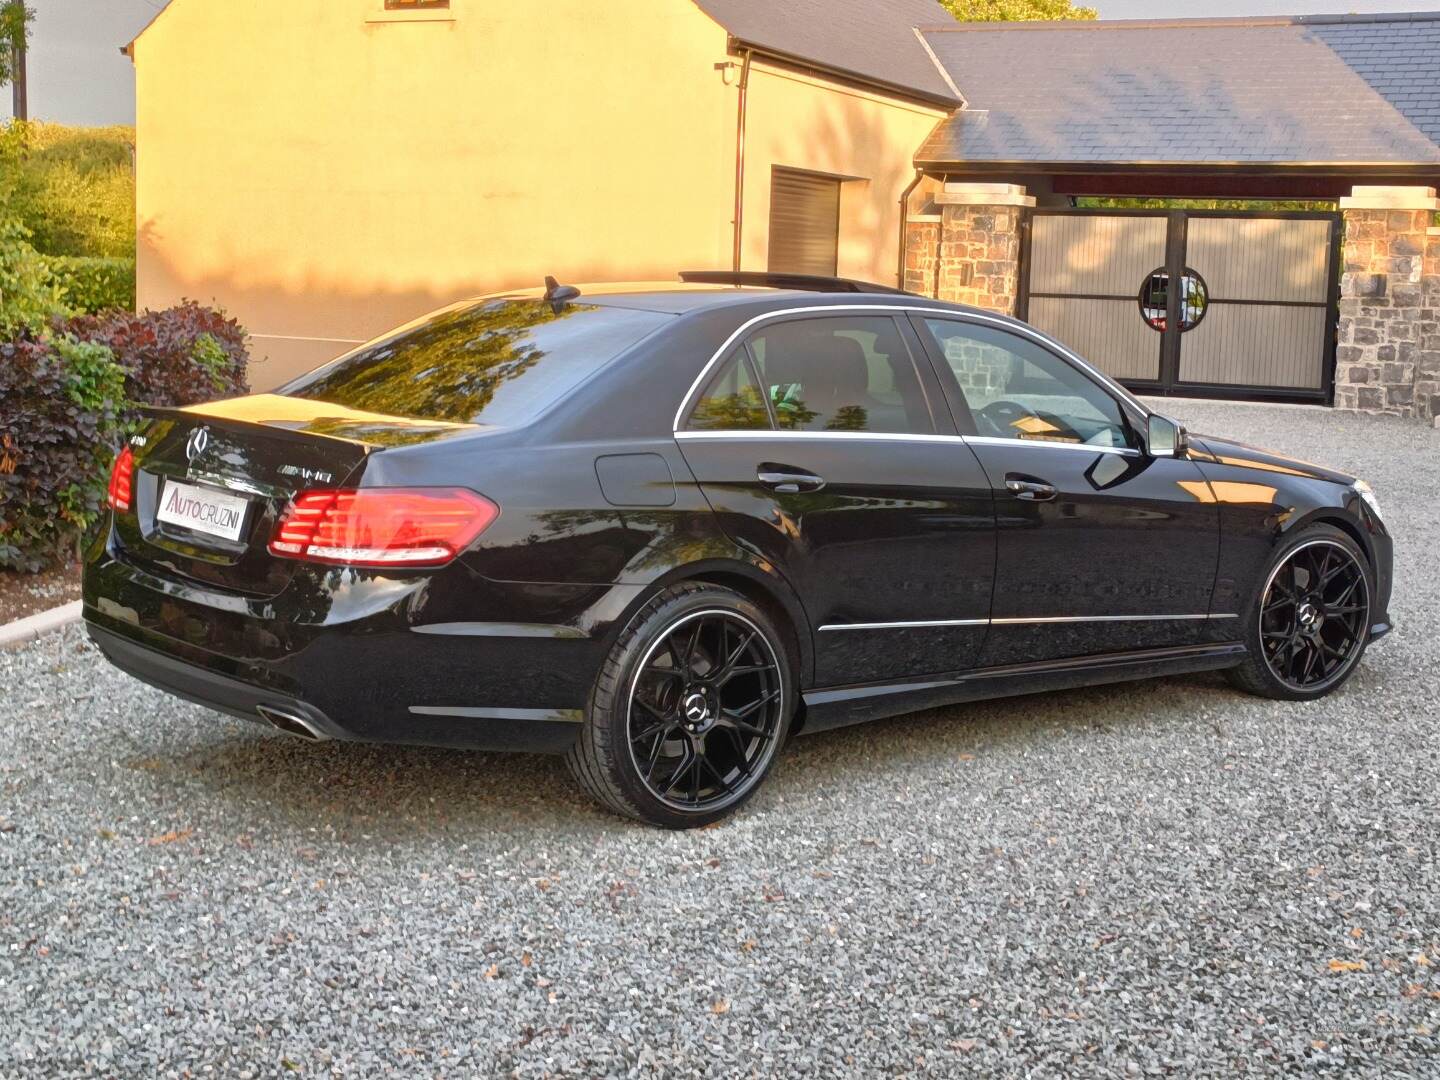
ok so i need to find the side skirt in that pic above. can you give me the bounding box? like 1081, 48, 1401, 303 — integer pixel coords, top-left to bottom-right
798, 641, 1248, 734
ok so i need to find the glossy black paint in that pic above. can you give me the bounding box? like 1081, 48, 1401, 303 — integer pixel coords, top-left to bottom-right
84, 286, 1393, 753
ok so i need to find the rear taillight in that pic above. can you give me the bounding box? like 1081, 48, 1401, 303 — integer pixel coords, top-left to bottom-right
268, 487, 498, 567
107, 447, 134, 512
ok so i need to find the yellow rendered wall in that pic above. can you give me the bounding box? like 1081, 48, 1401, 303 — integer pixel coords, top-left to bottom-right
134, 1, 952, 389
739, 62, 948, 285
134, 0, 735, 388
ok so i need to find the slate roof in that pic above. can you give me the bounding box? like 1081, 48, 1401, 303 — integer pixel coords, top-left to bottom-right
694, 0, 960, 105
915, 13, 1440, 167
128, 0, 962, 105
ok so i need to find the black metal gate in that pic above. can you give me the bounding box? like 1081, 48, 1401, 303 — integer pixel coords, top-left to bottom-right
1017, 209, 1341, 402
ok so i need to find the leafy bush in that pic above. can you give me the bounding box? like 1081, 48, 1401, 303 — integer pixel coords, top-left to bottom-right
0, 333, 127, 571
61, 300, 250, 412
0, 212, 67, 332
43, 255, 136, 314
0, 301, 250, 570
3, 121, 135, 260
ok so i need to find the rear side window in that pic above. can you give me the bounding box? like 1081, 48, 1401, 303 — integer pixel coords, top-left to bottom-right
686, 347, 771, 431
286, 300, 669, 426
746, 316, 933, 434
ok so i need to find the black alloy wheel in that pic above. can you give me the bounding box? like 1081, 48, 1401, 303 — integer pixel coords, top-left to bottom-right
625, 609, 784, 811
567, 582, 794, 828
1259, 539, 1369, 691
1228, 525, 1372, 700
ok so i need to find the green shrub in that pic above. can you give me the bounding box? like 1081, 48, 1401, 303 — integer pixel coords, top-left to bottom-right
3, 121, 135, 259
0, 333, 127, 571
43, 254, 136, 314
0, 213, 67, 333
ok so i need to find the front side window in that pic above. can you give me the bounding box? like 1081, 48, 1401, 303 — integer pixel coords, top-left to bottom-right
744, 316, 933, 434
920, 318, 1134, 448
286, 300, 667, 428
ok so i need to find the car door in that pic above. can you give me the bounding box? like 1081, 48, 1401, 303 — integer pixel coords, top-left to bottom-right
910, 314, 1222, 668
674, 310, 997, 688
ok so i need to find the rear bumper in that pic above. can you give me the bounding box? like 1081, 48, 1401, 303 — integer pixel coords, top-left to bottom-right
87, 623, 336, 733
82, 542, 644, 753
91, 616, 584, 754
87, 621, 586, 753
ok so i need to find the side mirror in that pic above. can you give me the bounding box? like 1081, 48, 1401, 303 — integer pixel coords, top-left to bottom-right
1146, 414, 1188, 458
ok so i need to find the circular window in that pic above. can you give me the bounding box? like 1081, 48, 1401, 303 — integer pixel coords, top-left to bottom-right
1138, 268, 1209, 332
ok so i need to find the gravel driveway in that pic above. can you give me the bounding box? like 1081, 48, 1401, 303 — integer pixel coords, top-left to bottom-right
2, 402, 1437, 1078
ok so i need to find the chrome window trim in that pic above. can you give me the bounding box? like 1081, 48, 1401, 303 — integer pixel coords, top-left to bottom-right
671, 303, 1151, 435
819, 613, 1237, 631
675, 429, 959, 445
962, 435, 1138, 457
675, 429, 1140, 457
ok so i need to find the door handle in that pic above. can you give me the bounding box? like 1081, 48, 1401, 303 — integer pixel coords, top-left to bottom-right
757, 465, 826, 494
1005, 475, 1057, 501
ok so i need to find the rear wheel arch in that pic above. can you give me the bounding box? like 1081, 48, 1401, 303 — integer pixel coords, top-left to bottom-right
606, 560, 814, 692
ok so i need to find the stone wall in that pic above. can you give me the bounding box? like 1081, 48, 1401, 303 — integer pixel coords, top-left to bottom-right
902, 183, 1033, 316
1335, 187, 1440, 422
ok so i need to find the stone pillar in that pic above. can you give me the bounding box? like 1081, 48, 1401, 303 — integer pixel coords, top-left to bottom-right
1335, 185, 1440, 419
1423, 225, 1440, 425
904, 183, 1034, 312
902, 214, 942, 297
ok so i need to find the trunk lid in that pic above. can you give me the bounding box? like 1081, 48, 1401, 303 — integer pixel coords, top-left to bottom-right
116, 394, 477, 597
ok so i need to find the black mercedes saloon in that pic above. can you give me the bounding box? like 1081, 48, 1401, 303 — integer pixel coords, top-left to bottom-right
84, 272, 1393, 828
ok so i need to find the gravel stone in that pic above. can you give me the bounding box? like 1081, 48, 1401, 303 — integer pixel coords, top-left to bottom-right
1, 402, 1437, 1077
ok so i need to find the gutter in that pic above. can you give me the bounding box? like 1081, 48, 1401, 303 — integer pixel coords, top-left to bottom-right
728, 39, 961, 111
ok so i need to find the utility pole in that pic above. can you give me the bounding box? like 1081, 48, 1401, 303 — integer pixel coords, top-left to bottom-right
11, 29, 24, 120
2, 1, 30, 121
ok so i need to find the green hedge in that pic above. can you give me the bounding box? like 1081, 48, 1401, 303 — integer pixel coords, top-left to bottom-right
42, 255, 135, 314
0, 333, 127, 572
4, 122, 135, 259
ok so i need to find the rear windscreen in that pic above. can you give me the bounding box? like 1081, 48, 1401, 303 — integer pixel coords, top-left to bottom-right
285, 300, 669, 426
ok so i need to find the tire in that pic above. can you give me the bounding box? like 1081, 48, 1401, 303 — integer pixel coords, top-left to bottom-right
566, 582, 796, 828
1226, 523, 1374, 701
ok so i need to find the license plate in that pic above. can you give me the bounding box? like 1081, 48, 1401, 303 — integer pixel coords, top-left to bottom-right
156, 479, 250, 542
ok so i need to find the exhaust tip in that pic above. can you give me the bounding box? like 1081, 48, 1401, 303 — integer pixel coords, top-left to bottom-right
256, 704, 329, 742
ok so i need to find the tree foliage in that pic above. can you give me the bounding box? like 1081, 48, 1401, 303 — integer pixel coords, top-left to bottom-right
0, 1, 33, 86
939, 0, 1096, 21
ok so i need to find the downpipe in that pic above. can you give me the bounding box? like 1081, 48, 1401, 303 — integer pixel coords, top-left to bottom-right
731, 47, 753, 273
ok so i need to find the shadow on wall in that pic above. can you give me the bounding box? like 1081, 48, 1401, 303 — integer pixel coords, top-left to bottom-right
136, 234, 698, 390
140, 79, 930, 390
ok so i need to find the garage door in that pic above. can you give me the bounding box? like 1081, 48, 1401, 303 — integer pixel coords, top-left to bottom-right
768, 168, 840, 277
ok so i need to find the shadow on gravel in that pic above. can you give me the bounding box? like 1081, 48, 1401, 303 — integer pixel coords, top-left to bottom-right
151, 669, 1238, 836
